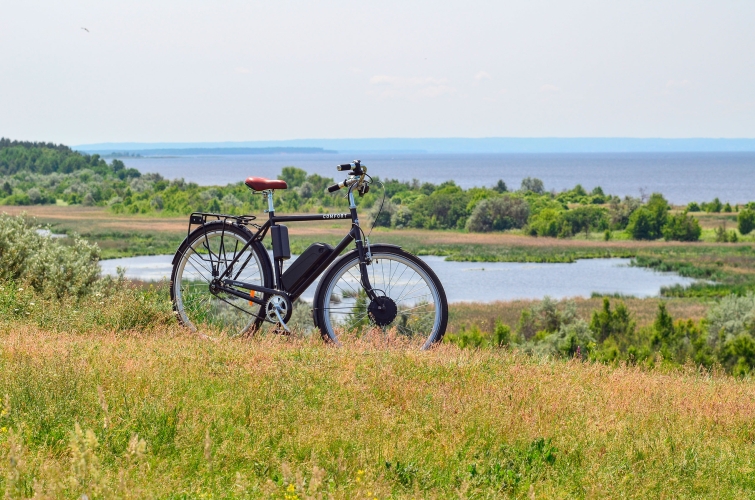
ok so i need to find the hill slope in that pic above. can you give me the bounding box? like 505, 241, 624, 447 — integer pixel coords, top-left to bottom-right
0, 324, 752, 498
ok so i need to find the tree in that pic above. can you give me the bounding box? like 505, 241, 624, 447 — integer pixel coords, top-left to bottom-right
626, 208, 655, 240
626, 193, 669, 240
560, 206, 608, 238
686, 201, 701, 212
466, 194, 530, 232
520, 177, 545, 194
738, 208, 755, 235
662, 211, 701, 241
278, 167, 307, 188
493, 180, 507, 193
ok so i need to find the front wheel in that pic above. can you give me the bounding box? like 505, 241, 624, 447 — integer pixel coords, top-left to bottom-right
313, 247, 448, 349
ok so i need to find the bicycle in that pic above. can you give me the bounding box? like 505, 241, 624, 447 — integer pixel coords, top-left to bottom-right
170, 160, 448, 349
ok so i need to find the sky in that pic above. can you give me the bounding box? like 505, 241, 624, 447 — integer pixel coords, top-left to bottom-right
1, 1, 754, 144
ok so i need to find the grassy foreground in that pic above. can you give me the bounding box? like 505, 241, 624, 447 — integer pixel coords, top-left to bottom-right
0, 325, 754, 498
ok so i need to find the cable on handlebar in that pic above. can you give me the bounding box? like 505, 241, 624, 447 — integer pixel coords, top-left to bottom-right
366, 175, 385, 239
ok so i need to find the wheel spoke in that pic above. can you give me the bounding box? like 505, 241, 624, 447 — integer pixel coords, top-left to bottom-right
317, 251, 446, 349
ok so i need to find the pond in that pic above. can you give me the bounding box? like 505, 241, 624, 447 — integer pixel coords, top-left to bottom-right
100, 254, 695, 303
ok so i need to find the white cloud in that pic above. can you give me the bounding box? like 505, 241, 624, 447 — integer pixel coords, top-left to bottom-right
540, 84, 560, 93
474, 71, 492, 81
234, 67, 252, 74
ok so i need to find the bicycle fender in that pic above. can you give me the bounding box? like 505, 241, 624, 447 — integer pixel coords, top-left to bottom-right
311, 243, 402, 328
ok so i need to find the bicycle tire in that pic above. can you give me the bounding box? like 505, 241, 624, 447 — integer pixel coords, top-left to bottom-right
170, 221, 272, 337
313, 246, 448, 349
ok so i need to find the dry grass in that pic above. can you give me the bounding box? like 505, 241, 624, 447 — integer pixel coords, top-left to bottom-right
448, 297, 711, 333
0, 325, 754, 498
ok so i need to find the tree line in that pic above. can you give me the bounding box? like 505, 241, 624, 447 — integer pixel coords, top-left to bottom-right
3, 140, 755, 241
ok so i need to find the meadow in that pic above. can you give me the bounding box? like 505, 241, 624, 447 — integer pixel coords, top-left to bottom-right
1, 321, 755, 498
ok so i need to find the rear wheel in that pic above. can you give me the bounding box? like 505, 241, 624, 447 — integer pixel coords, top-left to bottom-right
314, 247, 448, 349
170, 222, 272, 337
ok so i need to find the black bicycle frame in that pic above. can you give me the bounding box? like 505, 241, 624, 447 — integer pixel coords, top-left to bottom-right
214, 189, 377, 307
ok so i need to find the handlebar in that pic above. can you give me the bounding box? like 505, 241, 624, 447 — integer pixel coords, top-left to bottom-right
327, 181, 346, 193
327, 160, 369, 194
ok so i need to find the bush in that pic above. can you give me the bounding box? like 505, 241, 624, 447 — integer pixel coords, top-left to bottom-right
559, 206, 608, 237
409, 184, 469, 229
714, 225, 738, 243
516, 297, 576, 341
626, 193, 669, 240
0, 214, 100, 299
466, 194, 530, 232
526, 208, 563, 237
662, 212, 701, 241
738, 208, 755, 235
686, 202, 701, 212
520, 177, 544, 194
608, 196, 641, 229
702, 198, 723, 213
368, 198, 396, 228
391, 205, 413, 228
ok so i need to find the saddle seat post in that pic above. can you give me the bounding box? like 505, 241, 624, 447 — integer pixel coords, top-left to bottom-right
263, 190, 276, 215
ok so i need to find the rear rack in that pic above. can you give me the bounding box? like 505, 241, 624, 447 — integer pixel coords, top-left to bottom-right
187, 212, 259, 238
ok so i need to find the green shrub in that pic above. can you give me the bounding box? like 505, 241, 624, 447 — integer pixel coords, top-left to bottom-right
714, 225, 738, 243
520, 177, 545, 194
738, 208, 755, 235
0, 214, 100, 299
559, 205, 608, 237
662, 212, 701, 241
466, 194, 529, 232
702, 198, 723, 213
409, 184, 470, 229
626, 193, 669, 240
526, 208, 563, 237
516, 297, 576, 341
686, 201, 701, 212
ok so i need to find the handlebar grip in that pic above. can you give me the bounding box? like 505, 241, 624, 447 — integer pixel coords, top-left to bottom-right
327, 182, 342, 193
337, 163, 352, 171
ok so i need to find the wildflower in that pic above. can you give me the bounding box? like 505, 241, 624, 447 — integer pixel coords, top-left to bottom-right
17, 288, 23, 292
0, 427, 6, 433
29, 302, 35, 306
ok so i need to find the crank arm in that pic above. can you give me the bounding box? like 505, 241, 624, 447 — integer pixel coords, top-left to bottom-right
274, 307, 291, 333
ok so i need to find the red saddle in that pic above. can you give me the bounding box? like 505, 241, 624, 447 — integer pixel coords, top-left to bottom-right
245, 177, 288, 191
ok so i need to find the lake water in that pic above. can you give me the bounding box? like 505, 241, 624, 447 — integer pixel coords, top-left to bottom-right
100, 255, 695, 303
122, 152, 755, 204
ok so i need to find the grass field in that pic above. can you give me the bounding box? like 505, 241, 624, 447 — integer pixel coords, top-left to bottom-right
1, 325, 755, 498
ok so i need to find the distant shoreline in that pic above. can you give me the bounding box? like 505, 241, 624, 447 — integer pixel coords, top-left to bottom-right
75, 137, 755, 155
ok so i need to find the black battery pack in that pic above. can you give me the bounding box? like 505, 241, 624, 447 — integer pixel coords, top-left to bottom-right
271, 225, 291, 260
281, 242, 333, 292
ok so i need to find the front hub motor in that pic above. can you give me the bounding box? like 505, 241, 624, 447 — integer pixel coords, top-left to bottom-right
265, 295, 292, 324
368, 296, 398, 327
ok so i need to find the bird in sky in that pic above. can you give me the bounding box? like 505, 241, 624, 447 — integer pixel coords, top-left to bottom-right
81, 27, 89, 32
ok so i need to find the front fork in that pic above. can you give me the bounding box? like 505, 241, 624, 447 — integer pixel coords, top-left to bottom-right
349, 190, 378, 301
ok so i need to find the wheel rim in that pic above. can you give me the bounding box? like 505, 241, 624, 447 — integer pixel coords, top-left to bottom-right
321, 253, 443, 349
174, 229, 264, 336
